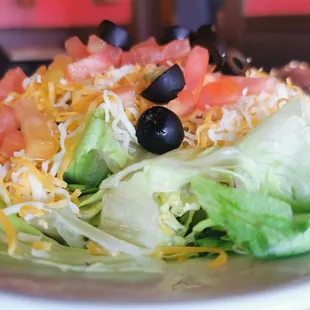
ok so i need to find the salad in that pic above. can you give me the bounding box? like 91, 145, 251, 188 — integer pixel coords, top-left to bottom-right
0, 20, 309, 274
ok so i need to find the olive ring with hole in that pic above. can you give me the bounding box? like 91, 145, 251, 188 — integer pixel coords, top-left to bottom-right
221, 49, 251, 76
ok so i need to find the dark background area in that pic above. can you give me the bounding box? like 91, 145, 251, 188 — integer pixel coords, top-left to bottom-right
244, 16, 310, 70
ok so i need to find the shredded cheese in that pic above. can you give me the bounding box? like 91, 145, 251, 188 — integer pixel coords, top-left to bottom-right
32, 240, 52, 251
19, 206, 48, 218
3, 202, 48, 216
154, 246, 228, 268
31, 241, 52, 258
0, 209, 16, 255
10, 159, 54, 191
87, 242, 105, 256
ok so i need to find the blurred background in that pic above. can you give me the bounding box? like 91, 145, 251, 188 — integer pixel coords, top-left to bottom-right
1, 0, 310, 77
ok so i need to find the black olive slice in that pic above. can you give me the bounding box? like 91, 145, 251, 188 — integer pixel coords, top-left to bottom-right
208, 46, 226, 72
191, 24, 226, 71
159, 25, 193, 45
97, 20, 133, 51
141, 64, 185, 104
136, 106, 184, 155
221, 49, 251, 75
195, 24, 214, 39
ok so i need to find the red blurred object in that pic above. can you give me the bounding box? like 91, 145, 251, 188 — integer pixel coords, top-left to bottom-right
0, 0, 131, 28
244, 0, 310, 16
16, 0, 35, 8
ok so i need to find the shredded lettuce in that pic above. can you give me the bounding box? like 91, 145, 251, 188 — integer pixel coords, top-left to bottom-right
99, 146, 251, 248
155, 186, 200, 246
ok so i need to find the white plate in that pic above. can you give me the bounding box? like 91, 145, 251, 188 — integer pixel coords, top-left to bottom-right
1, 254, 310, 310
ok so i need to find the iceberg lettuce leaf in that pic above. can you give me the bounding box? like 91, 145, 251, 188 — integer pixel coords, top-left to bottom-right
236, 97, 310, 211
64, 109, 128, 187
191, 175, 310, 258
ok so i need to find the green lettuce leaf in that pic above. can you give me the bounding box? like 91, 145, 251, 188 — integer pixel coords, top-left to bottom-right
0, 216, 164, 273
100, 172, 160, 250
79, 190, 104, 222
64, 109, 128, 187
66, 184, 98, 195
52, 207, 150, 256
54, 220, 85, 248
193, 237, 234, 253
191, 175, 310, 258
6, 215, 47, 239
26, 203, 149, 255
260, 214, 310, 257
1, 241, 164, 273
235, 97, 310, 211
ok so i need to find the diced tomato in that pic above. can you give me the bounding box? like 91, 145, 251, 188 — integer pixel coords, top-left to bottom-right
87, 35, 109, 54
121, 39, 191, 66
122, 37, 161, 66
172, 46, 209, 116
13, 99, 58, 159
131, 37, 158, 50
167, 91, 196, 117
87, 35, 122, 66
65, 36, 89, 61
121, 45, 163, 66
0, 103, 23, 157
197, 78, 243, 109
0, 131, 4, 145
0, 104, 20, 134
120, 51, 134, 66
183, 46, 209, 96
108, 48, 122, 67
113, 86, 136, 108
66, 51, 114, 81
0, 68, 26, 100
160, 39, 191, 64
0, 130, 24, 158
230, 76, 278, 95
